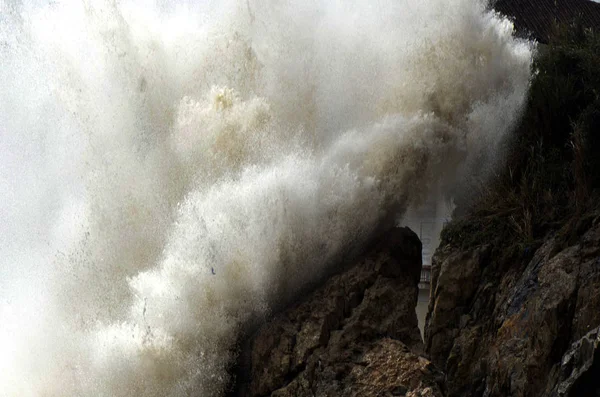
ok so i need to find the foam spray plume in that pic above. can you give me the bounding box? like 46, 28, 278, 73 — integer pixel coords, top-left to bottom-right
0, 1, 532, 395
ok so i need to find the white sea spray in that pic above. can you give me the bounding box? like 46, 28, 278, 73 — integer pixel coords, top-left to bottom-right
0, 0, 533, 395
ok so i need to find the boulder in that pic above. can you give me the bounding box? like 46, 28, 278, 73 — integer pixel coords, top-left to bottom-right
237, 227, 446, 397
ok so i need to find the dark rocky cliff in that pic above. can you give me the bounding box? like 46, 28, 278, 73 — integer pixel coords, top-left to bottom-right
494, 0, 600, 43
425, 216, 600, 396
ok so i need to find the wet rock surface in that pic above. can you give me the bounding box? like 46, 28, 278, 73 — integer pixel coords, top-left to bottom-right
236, 227, 446, 397
425, 217, 600, 397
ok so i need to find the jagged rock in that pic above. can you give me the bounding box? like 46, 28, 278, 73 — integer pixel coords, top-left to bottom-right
551, 326, 600, 396
425, 219, 600, 397
238, 227, 446, 397
571, 223, 600, 341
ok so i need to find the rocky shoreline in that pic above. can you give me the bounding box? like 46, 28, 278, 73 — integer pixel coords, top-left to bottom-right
232, 219, 600, 396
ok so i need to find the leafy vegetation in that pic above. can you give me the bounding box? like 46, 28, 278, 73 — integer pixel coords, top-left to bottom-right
442, 22, 600, 253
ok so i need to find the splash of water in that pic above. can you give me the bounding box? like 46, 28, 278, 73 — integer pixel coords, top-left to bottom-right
0, 0, 532, 395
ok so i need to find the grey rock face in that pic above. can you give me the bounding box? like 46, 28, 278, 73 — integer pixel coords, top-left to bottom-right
237, 227, 446, 397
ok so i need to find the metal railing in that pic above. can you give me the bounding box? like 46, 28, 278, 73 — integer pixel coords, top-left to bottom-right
420, 269, 431, 284
420, 265, 431, 284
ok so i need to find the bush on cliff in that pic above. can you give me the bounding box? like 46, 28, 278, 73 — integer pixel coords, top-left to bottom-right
443, 22, 600, 252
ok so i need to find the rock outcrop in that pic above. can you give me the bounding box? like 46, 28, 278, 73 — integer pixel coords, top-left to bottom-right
425, 215, 600, 397
236, 227, 446, 397
235, 214, 600, 397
